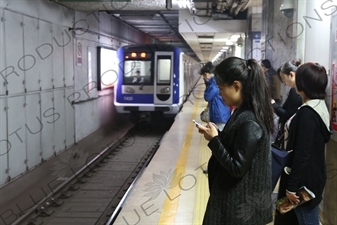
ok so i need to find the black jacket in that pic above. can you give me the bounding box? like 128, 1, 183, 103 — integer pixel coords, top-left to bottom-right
203, 105, 273, 225
277, 105, 331, 208
272, 87, 302, 148
275, 103, 331, 225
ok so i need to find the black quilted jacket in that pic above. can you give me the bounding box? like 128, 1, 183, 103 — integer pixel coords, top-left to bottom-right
203, 105, 273, 225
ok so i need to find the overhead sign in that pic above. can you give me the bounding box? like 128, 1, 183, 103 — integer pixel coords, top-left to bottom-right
251, 31, 261, 61
252, 31, 261, 40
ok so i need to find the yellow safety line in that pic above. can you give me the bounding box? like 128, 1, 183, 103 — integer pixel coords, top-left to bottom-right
157, 98, 200, 224
193, 135, 211, 224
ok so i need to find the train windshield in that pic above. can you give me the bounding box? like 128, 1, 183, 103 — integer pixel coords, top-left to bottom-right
123, 60, 152, 85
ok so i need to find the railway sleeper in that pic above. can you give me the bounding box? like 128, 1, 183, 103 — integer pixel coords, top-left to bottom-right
49, 198, 64, 207
58, 191, 72, 199
68, 184, 80, 191
27, 218, 43, 225
76, 178, 87, 184
38, 207, 54, 217
83, 172, 93, 177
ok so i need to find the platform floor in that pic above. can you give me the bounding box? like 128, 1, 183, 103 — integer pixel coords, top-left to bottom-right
113, 80, 321, 225
113, 84, 205, 224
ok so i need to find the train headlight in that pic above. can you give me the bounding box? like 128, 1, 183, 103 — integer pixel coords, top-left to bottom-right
126, 87, 135, 93
160, 87, 170, 94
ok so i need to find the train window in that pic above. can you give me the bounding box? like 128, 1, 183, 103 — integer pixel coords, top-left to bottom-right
123, 60, 152, 85
97, 47, 118, 90
157, 58, 171, 84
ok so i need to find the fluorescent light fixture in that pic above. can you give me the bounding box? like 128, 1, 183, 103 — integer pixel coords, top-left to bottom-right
175, 0, 191, 8
237, 35, 244, 47
229, 34, 241, 42
166, 0, 172, 9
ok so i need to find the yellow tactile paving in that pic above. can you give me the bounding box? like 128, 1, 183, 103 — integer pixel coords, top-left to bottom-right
193, 134, 211, 225
157, 97, 201, 224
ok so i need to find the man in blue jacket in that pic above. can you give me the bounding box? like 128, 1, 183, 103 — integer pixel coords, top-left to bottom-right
201, 62, 231, 131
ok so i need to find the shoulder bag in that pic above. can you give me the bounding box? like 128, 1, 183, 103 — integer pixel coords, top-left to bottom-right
271, 144, 288, 190
200, 103, 210, 122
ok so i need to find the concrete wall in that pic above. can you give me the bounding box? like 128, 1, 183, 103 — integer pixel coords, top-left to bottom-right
0, 0, 152, 187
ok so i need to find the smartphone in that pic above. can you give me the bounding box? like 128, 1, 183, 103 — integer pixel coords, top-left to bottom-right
192, 120, 206, 128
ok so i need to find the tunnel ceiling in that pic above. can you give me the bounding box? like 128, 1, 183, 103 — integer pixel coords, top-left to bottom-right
53, 0, 263, 62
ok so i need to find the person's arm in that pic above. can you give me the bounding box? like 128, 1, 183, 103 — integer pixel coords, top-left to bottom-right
204, 84, 218, 102
207, 120, 263, 178
273, 88, 301, 121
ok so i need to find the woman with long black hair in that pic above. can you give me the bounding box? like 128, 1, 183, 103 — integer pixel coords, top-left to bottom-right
196, 57, 274, 225
272, 60, 302, 149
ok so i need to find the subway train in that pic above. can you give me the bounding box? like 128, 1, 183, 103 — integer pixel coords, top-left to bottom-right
114, 44, 201, 122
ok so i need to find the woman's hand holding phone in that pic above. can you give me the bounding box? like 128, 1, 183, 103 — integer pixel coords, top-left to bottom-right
193, 120, 218, 141
192, 120, 206, 129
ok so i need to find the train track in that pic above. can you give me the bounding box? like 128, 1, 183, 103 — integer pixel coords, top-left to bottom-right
12, 121, 172, 225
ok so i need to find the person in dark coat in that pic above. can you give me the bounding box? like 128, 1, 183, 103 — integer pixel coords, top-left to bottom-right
274, 62, 332, 225
262, 59, 281, 104
272, 60, 302, 149
196, 57, 274, 225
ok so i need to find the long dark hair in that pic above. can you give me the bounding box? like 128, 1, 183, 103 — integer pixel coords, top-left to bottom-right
214, 57, 274, 134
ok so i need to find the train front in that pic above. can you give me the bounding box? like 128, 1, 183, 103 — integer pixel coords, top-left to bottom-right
114, 44, 184, 123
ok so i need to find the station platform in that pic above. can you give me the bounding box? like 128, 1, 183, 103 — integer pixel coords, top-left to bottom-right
113, 81, 275, 225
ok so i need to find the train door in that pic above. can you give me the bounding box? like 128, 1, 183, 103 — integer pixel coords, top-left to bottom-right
154, 52, 173, 104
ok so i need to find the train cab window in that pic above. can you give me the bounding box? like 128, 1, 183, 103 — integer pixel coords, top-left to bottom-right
157, 58, 171, 84
123, 60, 152, 85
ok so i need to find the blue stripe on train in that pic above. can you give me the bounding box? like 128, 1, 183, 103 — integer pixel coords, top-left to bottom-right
173, 47, 181, 104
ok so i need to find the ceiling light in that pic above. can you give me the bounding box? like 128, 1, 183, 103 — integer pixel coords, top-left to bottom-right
237, 35, 244, 47
166, 0, 172, 9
